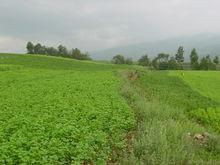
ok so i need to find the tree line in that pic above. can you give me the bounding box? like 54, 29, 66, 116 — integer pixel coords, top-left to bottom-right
190, 48, 219, 70
26, 42, 92, 60
112, 46, 219, 70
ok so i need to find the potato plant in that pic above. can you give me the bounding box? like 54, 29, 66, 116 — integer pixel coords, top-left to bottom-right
0, 54, 134, 164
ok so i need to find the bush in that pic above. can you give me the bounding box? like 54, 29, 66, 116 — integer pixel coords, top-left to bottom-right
112, 55, 125, 64
138, 55, 150, 66
125, 58, 133, 65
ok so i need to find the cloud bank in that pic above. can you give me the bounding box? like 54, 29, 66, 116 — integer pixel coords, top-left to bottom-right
0, 0, 220, 53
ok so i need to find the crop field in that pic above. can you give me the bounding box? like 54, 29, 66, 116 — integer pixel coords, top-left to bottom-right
170, 71, 220, 132
1, 53, 220, 164
0, 54, 134, 164
170, 71, 220, 102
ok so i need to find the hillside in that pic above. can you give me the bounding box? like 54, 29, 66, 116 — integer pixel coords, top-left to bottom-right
92, 33, 220, 60
0, 53, 134, 164
121, 70, 220, 164
1, 53, 220, 164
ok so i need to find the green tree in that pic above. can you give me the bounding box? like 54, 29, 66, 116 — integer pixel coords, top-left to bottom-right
81, 52, 92, 60
138, 55, 150, 66
213, 56, 219, 65
71, 48, 82, 59
26, 42, 34, 54
175, 46, 184, 63
152, 53, 169, 70
200, 55, 216, 70
200, 57, 208, 70
157, 53, 169, 70
157, 53, 169, 63
47, 47, 58, 56
70, 49, 91, 60
25, 42, 91, 60
34, 43, 43, 54
125, 58, 133, 65
168, 56, 181, 70
158, 62, 169, 70
190, 48, 199, 70
112, 55, 125, 64
40, 46, 47, 55
152, 57, 159, 69
58, 45, 68, 57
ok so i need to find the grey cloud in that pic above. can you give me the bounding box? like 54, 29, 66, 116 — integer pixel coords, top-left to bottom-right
0, 0, 220, 52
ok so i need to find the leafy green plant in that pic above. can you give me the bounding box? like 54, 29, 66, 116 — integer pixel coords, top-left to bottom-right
0, 53, 134, 164
189, 108, 220, 131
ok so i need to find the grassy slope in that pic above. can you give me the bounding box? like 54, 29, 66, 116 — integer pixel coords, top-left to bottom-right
121, 70, 220, 164
170, 71, 220, 102
1, 53, 220, 164
0, 53, 128, 71
0, 53, 134, 164
170, 71, 220, 133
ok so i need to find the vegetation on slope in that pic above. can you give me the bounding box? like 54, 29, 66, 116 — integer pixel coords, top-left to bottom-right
26, 42, 92, 60
111, 46, 220, 71
120, 70, 220, 164
170, 71, 220, 132
171, 71, 220, 102
0, 53, 134, 164
1, 53, 220, 164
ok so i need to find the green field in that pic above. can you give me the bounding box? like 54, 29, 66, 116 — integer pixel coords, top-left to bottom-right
0, 54, 134, 164
170, 71, 220, 133
1, 53, 220, 164
170, 71, 220, 102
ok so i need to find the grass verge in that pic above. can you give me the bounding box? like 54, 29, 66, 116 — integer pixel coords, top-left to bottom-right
119, 70, 220, 165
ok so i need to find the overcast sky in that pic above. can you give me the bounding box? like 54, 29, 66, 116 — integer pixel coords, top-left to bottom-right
0, 0, 220, 53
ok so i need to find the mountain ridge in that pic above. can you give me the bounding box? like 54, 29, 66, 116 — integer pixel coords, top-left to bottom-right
91, 33, 220, 60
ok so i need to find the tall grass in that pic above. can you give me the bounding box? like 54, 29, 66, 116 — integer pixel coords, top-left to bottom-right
120, 70, 220, 164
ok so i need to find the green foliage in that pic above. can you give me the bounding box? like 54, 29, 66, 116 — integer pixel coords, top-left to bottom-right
157, 53, 170, 70
189, 50, 217, 70
168, 56, 182, 70
200, 55, 216, 70
120, 70, 220, 164
26, 42, 34, 54
152, 53, 182, 70
125, 58, 133, 65
138, 55, 150, 66
70, 48, 91, 60
0, 53, 129, 71
213, 56, 219, 65
138, 71, 218, 110
0, 53, 134, 164
172, 71, 220, 104
121, 70, 220, 163
34, 43, 43, 54
157, 53, 169, 62
175, 46, 184, 63
112, 55, 125, 64
26, 42, 92, 61
58, 45, 68, 57
189, 108, 220, 132
47, 47, 59, 56
190, 48, 199, 70
171, 71, 220, 132
151, 57, 159, 69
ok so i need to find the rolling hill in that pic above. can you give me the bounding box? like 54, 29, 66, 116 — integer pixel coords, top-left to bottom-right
0, 53, 134, 164
1, 53, 220, 164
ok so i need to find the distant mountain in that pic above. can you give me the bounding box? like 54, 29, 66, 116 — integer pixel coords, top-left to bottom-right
91, 33, 220, 61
